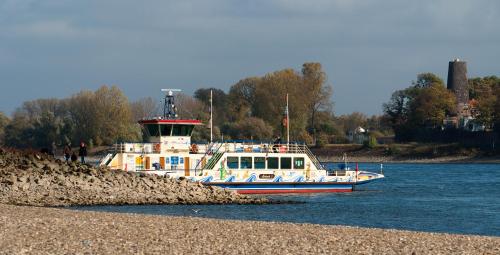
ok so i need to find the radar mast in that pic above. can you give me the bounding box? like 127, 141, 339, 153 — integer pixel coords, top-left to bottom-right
161, 89, 181, 119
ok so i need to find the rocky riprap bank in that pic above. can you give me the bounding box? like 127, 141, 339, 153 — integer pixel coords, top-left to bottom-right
0, 148, 267, 206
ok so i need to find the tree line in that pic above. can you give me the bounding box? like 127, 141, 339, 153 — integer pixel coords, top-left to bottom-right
187, 63, 389, 145
0, 62, 393, 149
3, 64, 497, 150
0, 86, 141, 149
0, 63, 368, 148
383, 73, 500, 142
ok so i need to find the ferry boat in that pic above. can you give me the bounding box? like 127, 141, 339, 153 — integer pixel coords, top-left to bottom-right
99, 90, 384, 194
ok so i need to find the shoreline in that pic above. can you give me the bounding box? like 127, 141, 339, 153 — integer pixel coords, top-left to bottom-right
1, 203, 498, 254
318, 155, 500, 164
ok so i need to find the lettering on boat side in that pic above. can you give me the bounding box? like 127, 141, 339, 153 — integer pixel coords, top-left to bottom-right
259, 174, 275, 179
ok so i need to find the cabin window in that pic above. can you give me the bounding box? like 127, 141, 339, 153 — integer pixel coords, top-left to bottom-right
240, 157, 252, 169
145, 124, 160, 136
227, 157, 239, 169
280, 157, 292, 169
254, 157, 266, 169
160, 125, 172, 136
172, 125, 195, 136
184, 125, 194, 136
267, 157, 279, 169
294, 157, 305, 169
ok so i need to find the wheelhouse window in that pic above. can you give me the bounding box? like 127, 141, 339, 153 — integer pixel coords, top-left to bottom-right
145, 124, 160, 136
267, 157, 279, 169
280, 157, 292, 169
254, 157, 266, 169
172, 125, 194, 136
227, 157, 239, 169
160, 124, 172, 136
240, 157, 252, 169
294, 157, 305, 169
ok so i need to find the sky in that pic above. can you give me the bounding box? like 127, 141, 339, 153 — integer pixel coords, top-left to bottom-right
0, 0, 499, 116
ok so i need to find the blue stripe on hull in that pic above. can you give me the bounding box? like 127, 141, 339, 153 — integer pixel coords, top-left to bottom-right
206, 183, 354, 192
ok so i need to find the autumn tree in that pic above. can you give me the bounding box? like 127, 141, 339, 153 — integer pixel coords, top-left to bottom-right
410, 84, 456, 127
93, 86, 139, 145
494, 87, 500, 133
130, 97, 160, 121
227, 77, 259, 122
175, 93, 206, 120
223, 117, 274, 140
253, 68, 307, 139
68, 90, 99, 144
413, 73, 444, 88
383, 73, 457, 141
336, 112, 368, 133
194, 88, 229, 127
3, 98, 71, 148
4, 110, 33, 148
0, 112, 9, 145
468, 76, 500, 128
223, 63, 334, 144
301, 62, 333, 145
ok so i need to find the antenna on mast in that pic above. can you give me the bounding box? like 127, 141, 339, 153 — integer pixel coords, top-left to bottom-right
161, 89, 182, 119
210, 89, 213, 143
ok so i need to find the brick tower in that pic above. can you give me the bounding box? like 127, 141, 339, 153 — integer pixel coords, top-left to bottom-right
447, 59, 468, 114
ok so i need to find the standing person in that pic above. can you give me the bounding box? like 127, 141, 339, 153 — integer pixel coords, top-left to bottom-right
70, 152, 78, 162
63, 143, 72, 163
51, 141, 57, 157
79, 141, 87, 164
273, 136, 282, 152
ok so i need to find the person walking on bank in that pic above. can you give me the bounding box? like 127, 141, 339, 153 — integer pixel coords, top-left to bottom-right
79, 141, 87, 164
63, 143, 72, 163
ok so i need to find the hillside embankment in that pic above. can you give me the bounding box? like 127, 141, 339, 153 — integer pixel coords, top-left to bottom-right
312, 144, 500, 163
0, 148, 267, 206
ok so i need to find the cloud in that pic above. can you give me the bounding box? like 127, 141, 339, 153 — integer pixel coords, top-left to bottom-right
0, 0, 499, 115
5, 20, 80, 38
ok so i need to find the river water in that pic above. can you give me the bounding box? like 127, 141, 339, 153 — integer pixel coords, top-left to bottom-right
74, 163, 500, 236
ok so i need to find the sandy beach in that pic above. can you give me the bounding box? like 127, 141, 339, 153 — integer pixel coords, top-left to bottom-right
0, 204, 499, 254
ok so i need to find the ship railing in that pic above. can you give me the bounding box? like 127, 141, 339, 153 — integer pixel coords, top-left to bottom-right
303, 145, 325, 170
199, 142, 311, 154
114, 142, 163, 154
193, 142, 224, 175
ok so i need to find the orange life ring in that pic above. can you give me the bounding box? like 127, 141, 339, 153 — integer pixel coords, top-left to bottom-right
191, 143, 198, 153
154, 143, 161, 152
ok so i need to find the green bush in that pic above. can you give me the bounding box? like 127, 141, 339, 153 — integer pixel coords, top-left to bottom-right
363, 135, 378, 149
316, 133, 329, 148
386, 144, 401, 155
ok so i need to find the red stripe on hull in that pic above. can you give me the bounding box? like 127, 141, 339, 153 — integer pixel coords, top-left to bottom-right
237, 189, 353, 194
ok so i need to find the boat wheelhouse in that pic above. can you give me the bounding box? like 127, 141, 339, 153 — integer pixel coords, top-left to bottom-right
100, 89, 384, 193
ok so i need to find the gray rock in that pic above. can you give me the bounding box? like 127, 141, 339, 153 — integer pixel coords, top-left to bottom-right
0, 148, 268, 206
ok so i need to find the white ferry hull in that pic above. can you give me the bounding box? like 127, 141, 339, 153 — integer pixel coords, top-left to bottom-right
206, 182, 354, 194
203, 177, 382, 194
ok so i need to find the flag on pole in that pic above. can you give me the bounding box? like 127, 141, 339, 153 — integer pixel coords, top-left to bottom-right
355, 163, 359, 181
282, 99, 288, 127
